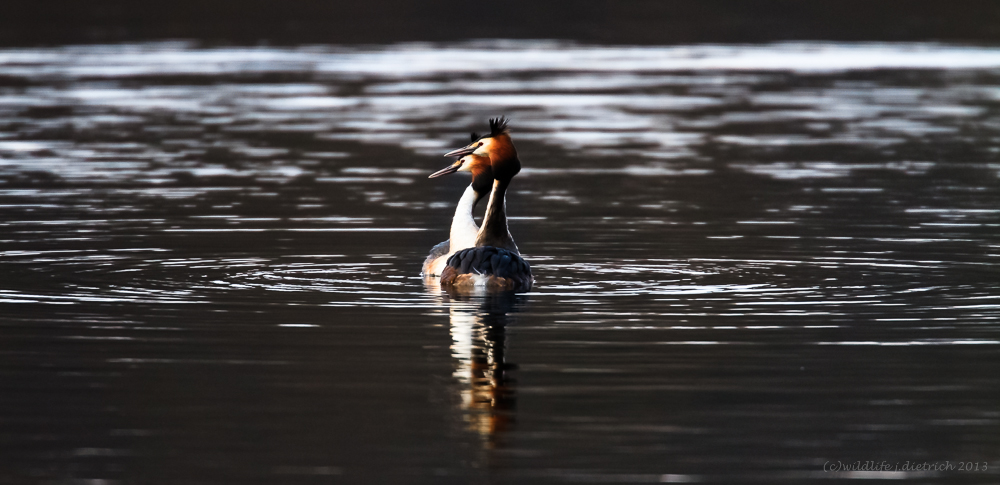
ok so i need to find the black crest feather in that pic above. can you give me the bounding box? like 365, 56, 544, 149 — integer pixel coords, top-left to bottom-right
488, 116, 510, 138
470, 132, 479, 142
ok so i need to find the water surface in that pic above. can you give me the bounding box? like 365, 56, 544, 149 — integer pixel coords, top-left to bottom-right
1, 42, 999, 483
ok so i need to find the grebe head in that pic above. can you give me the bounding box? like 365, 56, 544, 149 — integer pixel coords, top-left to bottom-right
429, 132, 494, 197
428, 153, 492, 178
444, 117, 520, 181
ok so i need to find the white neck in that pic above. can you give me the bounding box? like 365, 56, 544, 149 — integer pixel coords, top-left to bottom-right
449, 185, 480, 252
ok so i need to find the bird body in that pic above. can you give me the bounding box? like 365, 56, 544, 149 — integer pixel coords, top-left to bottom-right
440, 246, 531, 291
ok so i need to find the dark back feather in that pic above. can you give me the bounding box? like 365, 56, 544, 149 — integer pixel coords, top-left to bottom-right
444, 246, 532, 290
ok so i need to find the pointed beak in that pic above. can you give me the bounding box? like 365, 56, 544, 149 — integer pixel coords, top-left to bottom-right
428, 160, 463, 178
443, 145, 478, 158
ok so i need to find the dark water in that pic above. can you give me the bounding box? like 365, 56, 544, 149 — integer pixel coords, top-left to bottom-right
6, 0, 1000, 47
1, 42, 999, 483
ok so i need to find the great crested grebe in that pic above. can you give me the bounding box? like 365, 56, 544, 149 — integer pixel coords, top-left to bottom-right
421, 133, 494, 276
438, 117, 533, 291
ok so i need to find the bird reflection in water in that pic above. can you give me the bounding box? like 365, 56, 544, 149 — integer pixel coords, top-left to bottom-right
428, 280, 521, 448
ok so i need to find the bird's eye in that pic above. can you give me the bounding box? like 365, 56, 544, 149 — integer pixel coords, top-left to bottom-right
477, 142, 483, 147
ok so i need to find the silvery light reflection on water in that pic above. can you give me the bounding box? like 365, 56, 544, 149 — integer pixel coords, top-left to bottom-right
1, 41, 999, 483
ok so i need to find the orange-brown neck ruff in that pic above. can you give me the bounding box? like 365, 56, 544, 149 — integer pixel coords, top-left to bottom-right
487, 134, 520, 181
468, 156, 494, 206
